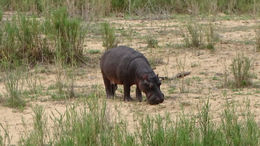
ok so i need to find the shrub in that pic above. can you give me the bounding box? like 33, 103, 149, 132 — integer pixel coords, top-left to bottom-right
182, 22, 218, 50
44, 7, 86, 65
256, 25, 260, 52
102, 22, 117, 50
231, 54, 252, 87
183, 22, 203, 48
0, 18, 19, 63
3, 65, 26, 109
17, 14, 51, 63
0, 8, 2, 21
0, 14, 53, 64
0, 9, 87, 66
205, 23, 219, 50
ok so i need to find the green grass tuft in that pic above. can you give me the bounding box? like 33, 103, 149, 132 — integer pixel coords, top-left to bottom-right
3, 66, 26, 109
231, 54, 253, 88
256, 25, 260, 52
0, 8, 2, 21
182, 22, 219, 50
146, 36, 159, 48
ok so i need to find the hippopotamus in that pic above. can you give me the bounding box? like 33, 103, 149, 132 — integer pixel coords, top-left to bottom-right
100, 46, 164, 105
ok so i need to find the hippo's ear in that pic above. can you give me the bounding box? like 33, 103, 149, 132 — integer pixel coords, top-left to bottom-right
143, 79, 153, 88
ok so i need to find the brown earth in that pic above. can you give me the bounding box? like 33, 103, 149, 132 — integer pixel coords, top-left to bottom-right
1, 14, 260, 145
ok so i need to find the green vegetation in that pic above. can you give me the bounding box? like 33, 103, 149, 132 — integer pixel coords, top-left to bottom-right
0, 8, 2, 21
0, 123, 10, 146
19, 105, 47, 145
46, 8, 86, 64
0, 130, 2, 146
182, 22, 219, 50
0, 8, 86, 66
183, 22, 203, 48
146, 36, 159, 48
102, 22, 118, 50
0, 0, 257, 17
2, 63, 26, 109
0, 14, 51, 64
88, 49, 101, 54
231, 54, 253, 88
256, 25, 260, 52
15, 95, 260, 145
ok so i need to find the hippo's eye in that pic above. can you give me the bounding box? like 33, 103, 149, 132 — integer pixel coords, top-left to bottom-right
149, 83, 154, 89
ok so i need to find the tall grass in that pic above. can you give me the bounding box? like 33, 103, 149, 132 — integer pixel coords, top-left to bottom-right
102, 22, 118, 50
20, 94, 135, 145
0, 8, 2, 21
182, 22, 219, 50
17, 93, 260, 145
45, 7, 86, 64
137, 99, 260, 146
0, 0, 257, 17
256, 25, 260, 52
0, 8, 86, 66
3, 65, 26, 109
0, 14, 52, 64
231, 54, 253, 88
183, 22, 203, 48
19, 105, 48, 145
0, 123, 11, 146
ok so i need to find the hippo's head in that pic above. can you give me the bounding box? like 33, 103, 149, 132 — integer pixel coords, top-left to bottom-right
138, 74, 164, 105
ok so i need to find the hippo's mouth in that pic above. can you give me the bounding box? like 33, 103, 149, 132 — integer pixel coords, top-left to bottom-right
146, 93, 163, 105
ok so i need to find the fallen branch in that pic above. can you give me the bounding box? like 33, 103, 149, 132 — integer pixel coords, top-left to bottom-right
159, 71, 191, 80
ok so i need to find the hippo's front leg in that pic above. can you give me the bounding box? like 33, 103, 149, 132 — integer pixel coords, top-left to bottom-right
123, 83, 133, 101
136, 86, 142, 102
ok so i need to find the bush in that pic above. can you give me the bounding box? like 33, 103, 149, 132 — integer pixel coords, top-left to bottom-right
45, 8, 86, 65
102, 22, 117, 50
256, 25, 260, 52
184, 22, 203, 48
0, 9, 87, 66
17, 14, 51, 63
3, 65, 26, 109
182, 22, 218, 50
0, 8, 2, 21
231, 54, 252, 87
0, 14, 53, 64
205, 23, 219, 50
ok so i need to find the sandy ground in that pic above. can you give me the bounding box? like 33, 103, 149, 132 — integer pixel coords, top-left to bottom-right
0, 14, 260, 145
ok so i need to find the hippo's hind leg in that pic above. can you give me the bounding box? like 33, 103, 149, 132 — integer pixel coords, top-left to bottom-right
102, 74, 114, 98
136, 86, 142, 102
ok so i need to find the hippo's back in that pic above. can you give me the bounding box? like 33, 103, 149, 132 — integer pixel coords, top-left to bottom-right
100, 46, 145, 83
